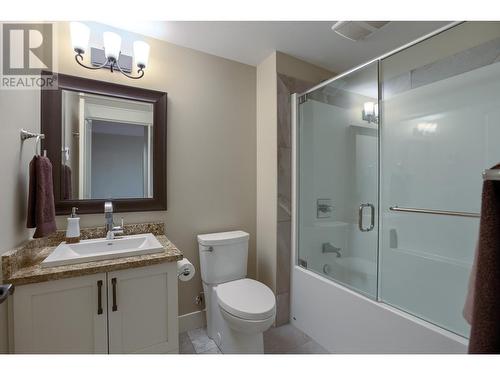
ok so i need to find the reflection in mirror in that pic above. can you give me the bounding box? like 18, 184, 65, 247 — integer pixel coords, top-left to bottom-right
61, 91, 153, 200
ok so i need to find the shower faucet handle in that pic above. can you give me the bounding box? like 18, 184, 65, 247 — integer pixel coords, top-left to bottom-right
317, 199, 333, 218
317, 203, 332, 212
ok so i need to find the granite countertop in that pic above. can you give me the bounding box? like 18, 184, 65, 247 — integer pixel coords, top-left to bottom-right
1, 222, 183, 286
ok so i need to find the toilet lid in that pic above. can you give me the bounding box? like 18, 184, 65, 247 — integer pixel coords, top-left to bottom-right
216, 278, 276, 320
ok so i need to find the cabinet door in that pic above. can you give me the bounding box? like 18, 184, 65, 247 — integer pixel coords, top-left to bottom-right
107, 263, 178, 354
13, 273, 108, 353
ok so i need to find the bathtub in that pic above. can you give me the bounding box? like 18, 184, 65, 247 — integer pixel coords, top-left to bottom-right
290, 262, 468, 353
290, 219, 468, 353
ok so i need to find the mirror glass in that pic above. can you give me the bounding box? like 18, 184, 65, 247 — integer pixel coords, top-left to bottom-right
61, 90, 154, 200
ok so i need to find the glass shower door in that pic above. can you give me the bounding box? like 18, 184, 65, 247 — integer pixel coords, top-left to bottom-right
297, 62, 379, 298
379, 22, 500, 338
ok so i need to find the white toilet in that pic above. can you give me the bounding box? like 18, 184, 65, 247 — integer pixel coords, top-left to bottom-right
197, 230, 276, 354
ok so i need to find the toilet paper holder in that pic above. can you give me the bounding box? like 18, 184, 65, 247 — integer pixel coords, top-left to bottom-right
177, 258, 195, 281
178, 268, 191, 278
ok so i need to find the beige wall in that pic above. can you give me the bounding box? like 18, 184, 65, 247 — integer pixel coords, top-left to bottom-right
256, 51, 332, 293
256, 52, 278, 292
0, 87, 41, 353
0, 21, 257, 351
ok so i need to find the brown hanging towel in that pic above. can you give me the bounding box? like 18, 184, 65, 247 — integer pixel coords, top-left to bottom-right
26, 155, 57, 238
468, 163, 500, 353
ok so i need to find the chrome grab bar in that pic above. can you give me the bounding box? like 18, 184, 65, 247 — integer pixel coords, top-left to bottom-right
358, 203, 375, 232
389, 206, 480, 218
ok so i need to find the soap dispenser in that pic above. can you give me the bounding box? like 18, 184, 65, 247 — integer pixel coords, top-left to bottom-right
65, 207, 81, 243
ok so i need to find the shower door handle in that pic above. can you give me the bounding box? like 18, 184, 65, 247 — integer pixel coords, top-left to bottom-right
358, 203, 375, 232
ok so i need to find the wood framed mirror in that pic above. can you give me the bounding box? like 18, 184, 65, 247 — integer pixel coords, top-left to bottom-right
41, 72, 167, 214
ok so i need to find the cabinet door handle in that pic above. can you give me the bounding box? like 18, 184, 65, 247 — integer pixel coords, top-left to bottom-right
97, 280, 103, 315
111, 277, 118, 311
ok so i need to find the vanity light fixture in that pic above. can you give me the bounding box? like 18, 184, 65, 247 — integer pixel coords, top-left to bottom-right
362, 101, 378, 124
70, 22, 149, 80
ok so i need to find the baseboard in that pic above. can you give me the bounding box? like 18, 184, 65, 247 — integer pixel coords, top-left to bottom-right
178, 310, 206, 333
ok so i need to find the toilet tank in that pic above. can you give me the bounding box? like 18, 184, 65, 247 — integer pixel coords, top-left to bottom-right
197, 231, 249, 284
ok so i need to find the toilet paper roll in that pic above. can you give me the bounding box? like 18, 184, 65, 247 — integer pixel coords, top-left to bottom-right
177, 258, 195, 281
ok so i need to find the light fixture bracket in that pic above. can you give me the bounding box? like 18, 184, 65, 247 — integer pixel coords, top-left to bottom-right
91, 47, 132, 73
74, 49, 145, 80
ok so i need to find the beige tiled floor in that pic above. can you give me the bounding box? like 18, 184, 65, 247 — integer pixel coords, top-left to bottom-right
179, 324, 328, 354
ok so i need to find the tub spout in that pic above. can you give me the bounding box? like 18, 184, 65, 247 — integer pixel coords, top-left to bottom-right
322, 242, 342, 257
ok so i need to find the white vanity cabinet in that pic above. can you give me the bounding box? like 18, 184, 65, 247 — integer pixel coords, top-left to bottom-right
12, 272, 108, 354
11, 262, 178, 354
107, 264, 178, 354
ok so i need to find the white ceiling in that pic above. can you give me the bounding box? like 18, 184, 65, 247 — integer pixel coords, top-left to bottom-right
101, 21, 451, 74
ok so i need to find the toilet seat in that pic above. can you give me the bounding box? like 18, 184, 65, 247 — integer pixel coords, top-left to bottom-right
216, 278, 276, 320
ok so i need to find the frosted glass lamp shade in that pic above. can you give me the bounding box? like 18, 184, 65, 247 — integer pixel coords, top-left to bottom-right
70, 22, 90, 53
133, 41, 150, 68
364, 101, 375, 115
103, 32, 122, 61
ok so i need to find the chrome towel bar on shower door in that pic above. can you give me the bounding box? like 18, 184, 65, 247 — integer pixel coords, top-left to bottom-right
389, 206, 480, 218
389, 170, 500, 218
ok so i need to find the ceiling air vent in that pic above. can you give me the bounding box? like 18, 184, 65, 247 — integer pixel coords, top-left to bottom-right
331, 21, 389, 41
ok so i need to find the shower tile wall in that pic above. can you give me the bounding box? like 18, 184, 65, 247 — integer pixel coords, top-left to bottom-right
276, 74, 315, 326
383, 35, 500, 98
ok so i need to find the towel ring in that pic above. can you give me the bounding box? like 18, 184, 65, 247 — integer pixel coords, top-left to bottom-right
20, 129, 46, 157
35, 135, 46, 157
35, 135, 41, 156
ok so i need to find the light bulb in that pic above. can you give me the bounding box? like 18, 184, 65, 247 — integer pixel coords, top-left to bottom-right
70, 22, 90, 54
133, 41, 150, 68
364, 102, 375, 116
103, 31, 121, 61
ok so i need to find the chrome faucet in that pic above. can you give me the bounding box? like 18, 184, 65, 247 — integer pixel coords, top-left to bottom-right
322, 242, 342, 257
104, 201, 124, 240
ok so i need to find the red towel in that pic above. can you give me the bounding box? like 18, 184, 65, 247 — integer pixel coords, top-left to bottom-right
468, 164, 500, 353
26, 155, 57, 238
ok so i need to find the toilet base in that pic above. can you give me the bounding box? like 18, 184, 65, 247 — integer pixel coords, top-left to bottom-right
203, 282, 267, 354
218, 324, 264, 354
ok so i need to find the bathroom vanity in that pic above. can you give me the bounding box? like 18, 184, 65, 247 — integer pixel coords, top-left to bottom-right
1, 223, 182, 354
0, 72, 177, 354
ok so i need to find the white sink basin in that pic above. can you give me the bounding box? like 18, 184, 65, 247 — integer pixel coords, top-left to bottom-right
41, 233, 164, 268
